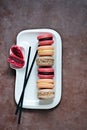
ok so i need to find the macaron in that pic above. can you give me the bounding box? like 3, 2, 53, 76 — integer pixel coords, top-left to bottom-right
36, 56, 54, 67
38, 89, 55, 99
8, 45, 25, 68
38, 67, 54, 79
8, 54, 25, 68
37, 33, 54, 46
11, 45, 24, 59
38, 45, 54, 56
37, 79, 54, 89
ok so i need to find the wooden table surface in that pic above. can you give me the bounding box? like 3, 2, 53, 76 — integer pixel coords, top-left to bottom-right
0, 0, 87, 130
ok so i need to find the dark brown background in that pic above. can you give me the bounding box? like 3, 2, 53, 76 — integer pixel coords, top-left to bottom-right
0, 0, 87, 130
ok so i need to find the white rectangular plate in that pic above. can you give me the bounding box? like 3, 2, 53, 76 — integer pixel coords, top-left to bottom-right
15, 29, 62, 109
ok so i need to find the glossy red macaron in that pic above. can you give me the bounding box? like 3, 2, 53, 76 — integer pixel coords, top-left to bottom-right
37, 33, 54, 46
38, 67, 54, 79
11, 45, 24, 59
8, 53, 25, 68
8, 45, 25, 68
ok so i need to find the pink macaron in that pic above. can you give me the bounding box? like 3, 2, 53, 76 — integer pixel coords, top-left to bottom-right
11, 45, 24, 59
8, 45, 25, 68
38, 67, 54, 79
37, 33, 54, 46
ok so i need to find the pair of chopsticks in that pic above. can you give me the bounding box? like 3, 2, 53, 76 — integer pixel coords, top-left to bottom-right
15, 46, 38, 124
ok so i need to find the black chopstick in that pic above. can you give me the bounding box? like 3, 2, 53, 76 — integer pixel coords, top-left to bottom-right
25, 50, 38, 83
15, 48, 38, 124
15, 46, 31, 115
15, 49, 38, 116
15, 46, 31, 125
17, 49, 38, 124
18, 92, 24, 124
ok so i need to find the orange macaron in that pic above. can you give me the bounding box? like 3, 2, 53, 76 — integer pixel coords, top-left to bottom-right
38, 45, 54, 56
37, 79, 54, 89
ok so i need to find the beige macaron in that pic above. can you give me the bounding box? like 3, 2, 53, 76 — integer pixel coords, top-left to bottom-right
38, 89, 55, 99
36, 56, 54, 66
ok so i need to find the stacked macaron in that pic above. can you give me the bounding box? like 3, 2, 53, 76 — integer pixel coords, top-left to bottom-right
36, 33, 55, 99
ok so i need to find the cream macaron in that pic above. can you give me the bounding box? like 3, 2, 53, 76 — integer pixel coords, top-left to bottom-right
37, 79, 54, 89
38, 45, 54, 56
38, 89, 55, 99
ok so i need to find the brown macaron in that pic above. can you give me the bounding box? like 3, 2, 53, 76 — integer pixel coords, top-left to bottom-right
38, 89, 55, 99
36, 56, 54, 67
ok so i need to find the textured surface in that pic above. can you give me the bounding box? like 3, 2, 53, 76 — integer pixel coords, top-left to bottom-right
0, 0, 87, 130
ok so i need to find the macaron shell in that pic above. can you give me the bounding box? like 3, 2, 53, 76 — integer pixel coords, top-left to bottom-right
38, 50, 54, 56
38, 40, 54, 46
37, 83, 54, 89
37, 33, 53, 40
38, 89, 55, 99
38, 67, 54, 72
38, 46, 54, 50
38, 74, 54, 79
37, 79, 54, 83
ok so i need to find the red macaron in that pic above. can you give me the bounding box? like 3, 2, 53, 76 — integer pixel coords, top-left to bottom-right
37, 33, 54, 46
38, 67, 54, 79
11, 45, 24, 59
8, 45, 25, 68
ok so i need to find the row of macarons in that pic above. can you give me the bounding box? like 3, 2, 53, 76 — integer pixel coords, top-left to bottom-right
7, 33, 55, 100
36, 33, 55, 99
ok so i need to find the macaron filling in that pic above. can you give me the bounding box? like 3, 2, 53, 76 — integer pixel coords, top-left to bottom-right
38, 72, 54, 75
39, 37, 52, 41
